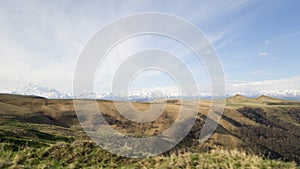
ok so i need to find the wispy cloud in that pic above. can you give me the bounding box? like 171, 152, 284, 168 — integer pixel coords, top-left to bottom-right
0, 0, 256, 93
251, 70, 272, 76
0, 0, 298, 94
258, 52, 269, 56
227, 76, 300, 95
273, 30, 300, 42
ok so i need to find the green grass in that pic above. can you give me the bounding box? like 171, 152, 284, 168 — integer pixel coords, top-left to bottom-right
0, 119, 297, 169
0, 142, 298, 169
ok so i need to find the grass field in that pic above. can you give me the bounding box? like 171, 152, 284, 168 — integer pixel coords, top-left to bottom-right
0, 93, 299, 168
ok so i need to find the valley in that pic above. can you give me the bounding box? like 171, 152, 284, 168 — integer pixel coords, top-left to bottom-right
0, 93, 299, 168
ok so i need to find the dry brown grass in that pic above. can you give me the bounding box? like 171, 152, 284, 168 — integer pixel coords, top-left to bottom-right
1, 93, 300, 167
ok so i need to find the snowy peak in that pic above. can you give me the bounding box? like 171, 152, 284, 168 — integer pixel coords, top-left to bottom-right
9, 83, 71, 99
250, 90, 300, 101
5, 83, 300, 101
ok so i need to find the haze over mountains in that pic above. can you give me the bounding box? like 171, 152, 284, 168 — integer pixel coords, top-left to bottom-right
4, 83, 300, 101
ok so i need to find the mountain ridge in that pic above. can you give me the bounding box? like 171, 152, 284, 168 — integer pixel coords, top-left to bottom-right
5, 83, 300, 101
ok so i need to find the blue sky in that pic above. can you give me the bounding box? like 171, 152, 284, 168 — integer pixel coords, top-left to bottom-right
0, 0, 299, 95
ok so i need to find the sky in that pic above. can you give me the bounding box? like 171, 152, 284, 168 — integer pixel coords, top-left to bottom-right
0, 0, 300, 95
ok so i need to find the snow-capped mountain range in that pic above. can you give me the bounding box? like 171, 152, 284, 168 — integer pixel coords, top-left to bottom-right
8, 83, 72, 99
252, 90, 300, 101
4, 83, 300, 101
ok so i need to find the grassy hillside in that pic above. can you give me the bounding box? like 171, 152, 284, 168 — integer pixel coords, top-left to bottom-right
0, 119, 297, 169
0, 93, 299, 168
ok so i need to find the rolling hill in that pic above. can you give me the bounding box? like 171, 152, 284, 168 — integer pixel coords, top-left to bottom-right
0, 93, 299, 168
